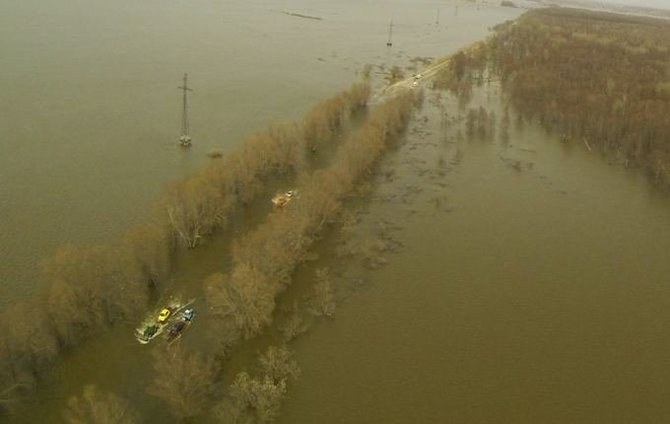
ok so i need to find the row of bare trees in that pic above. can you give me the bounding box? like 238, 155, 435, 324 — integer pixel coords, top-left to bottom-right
61, 344, 299, 423
204, 90, 417, 360
0, 80, 371, 416
178, 91, 417, 422
0, 221, 172, 416
90, 89, 417, 422
4, 72, 410, 421
164, 79, 371, 248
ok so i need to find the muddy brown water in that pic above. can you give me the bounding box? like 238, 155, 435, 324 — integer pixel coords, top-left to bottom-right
6, 1, 670, 423
278, 89, 670, 423
0, 0, 507, 304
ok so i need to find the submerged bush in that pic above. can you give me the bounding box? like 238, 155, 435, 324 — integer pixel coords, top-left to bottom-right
213, 346, 299, 424
146, 345, 220, 420
63, 385, 141, 424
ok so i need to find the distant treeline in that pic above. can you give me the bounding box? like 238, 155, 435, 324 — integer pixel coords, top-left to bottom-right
0, 77, 370, 415
437, 7, 670, 186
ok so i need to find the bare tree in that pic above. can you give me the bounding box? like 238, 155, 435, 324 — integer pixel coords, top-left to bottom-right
213, 346, 299, 423
3, 302, 59, 377
164, 174, 228, 248
213, 372, 287, 424
204, 268, 275, 342
257, 346, 300, 384
41, 245, 147, 347
63, 385, 141, 424
146, 345, 219, 420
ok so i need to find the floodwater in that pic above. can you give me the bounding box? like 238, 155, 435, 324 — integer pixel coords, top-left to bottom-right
0, 0, 505, 304
6, 0, 670, 423
279, 87, 670, 423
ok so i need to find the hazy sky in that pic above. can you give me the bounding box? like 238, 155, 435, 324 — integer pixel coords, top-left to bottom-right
600, 0, 670, 9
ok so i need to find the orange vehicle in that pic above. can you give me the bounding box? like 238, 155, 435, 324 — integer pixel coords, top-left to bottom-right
271, 190, 296, 209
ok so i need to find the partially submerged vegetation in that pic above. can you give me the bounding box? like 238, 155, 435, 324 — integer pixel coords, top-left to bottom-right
164, 80, 370, 248
205, 90, 417, 353
63, 385, 141, 424
0, 78, 371, 416
12, 6, 669, 421
435, 7, 670, 186
0, 61, 420, 421
144, 87, 417, 421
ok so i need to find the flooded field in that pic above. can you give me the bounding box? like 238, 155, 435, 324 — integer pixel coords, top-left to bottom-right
5, 0, 670, 423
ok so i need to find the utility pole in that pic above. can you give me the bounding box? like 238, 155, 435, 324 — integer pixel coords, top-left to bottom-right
178, 73, 193, 147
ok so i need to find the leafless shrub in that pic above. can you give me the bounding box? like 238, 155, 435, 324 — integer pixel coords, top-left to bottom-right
214, 373, 286, 424
346, 81, 372, 112
63, 385, 141, 424
204, 269, 275, 343
257, 346, 300, 384
164, 172, 229, 248
213, 347, 299, 423
146, 345, 219, 420
279, 312, 309, 342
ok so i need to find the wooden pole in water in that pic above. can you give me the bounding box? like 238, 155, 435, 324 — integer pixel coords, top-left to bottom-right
436, 8, 440, 25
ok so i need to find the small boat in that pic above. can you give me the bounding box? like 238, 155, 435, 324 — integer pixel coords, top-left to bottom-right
135, 299, 194, 344
166, 308, 195, 344
271, 189, 296, 209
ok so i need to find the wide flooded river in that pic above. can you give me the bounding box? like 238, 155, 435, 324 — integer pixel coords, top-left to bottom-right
6, 0, 670, 423
0, 0, 507, 304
